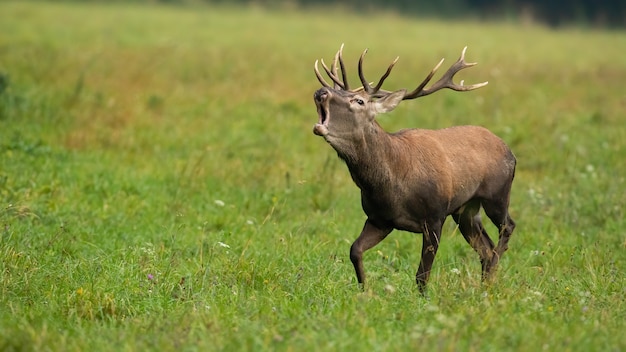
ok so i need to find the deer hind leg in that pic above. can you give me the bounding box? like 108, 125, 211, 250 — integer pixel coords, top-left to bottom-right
452, 200, 496, 280
350, 220, 393, 289
482, 197, 516, 272
416, 219, 444, 294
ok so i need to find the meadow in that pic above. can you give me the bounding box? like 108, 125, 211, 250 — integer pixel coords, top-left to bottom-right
0, 1, 625, 351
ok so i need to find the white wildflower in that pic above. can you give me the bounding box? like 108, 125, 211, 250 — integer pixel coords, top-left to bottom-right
383, 284, 396, 294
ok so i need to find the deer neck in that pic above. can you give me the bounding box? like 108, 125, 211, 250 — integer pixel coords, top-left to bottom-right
333, 121, 396, 192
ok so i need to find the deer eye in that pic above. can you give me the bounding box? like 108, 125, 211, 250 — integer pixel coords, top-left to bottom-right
354, 98, 365, 105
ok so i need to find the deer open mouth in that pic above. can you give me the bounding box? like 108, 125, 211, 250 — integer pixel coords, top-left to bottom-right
313, 103, 330, 137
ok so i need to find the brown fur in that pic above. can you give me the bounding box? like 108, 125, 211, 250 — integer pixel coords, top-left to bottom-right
313, 87, 516, 292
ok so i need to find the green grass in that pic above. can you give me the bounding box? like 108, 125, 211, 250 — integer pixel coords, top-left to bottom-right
1, 1, 625, 351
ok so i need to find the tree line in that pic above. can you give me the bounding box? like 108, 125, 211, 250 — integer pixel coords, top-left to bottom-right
69, 0, 625, 28
211, 0, 626, 28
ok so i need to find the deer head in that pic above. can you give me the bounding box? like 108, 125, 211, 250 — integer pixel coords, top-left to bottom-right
312, 45, 488, 145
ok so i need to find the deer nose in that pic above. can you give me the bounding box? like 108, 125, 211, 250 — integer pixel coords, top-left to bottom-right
314, 88, 329, 103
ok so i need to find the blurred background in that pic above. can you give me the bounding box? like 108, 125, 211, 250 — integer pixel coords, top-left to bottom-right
90, 0, 626, 28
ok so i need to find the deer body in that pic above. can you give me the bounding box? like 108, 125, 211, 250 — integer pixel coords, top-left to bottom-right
343, 126, 514, 232
312, 46, 516, 291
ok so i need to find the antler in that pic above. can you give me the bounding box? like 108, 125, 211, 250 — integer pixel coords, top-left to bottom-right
315, 46, 488, 99
401, 46, 488, 100
315, 44, 350, 90
358, 49, 399, 95
315, 44, 399, 94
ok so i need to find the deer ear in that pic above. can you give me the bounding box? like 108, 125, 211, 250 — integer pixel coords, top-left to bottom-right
372, 89, 406, 114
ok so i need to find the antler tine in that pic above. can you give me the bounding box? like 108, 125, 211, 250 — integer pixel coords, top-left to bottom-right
331, 47, 339, 78
314, 44, 349, 90
402, 58, 445, 99
337, 44, 350, 90
402, 46, 488, 100
372, 56, 399, 93
330, 47, 341, 89
314, 59, 332, 88
358, 49, 399, 95
358, 49, 372, 93
320, 58, 346, 90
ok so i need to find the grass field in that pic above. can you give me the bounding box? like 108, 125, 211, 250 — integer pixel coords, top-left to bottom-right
1, 1, 625, 351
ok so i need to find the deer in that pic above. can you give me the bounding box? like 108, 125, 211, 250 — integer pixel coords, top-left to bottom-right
312, 45, 516, 293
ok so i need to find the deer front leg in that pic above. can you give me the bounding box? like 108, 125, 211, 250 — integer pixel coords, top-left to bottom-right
350, 219, 393, 288
416, 219, 443, 293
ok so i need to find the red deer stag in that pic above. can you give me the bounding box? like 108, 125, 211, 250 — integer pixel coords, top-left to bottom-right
312, 45, 516, 292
